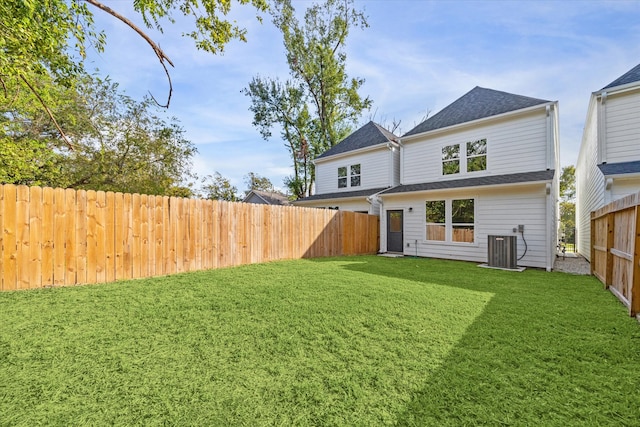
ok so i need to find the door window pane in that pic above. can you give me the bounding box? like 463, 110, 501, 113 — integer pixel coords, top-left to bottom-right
389, 211, 402, 232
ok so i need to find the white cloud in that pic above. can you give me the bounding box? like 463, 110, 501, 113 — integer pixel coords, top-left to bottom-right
85, 0, 640, 185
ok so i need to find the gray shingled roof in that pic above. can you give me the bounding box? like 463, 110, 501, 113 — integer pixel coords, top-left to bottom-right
244, 189, 290, 205
293, 187, 389, 203
598, 160, 640, 176
316, 121, 397, 159
601, 63, 640, 90
403, 87, 551, 137
379, 170, 555, 195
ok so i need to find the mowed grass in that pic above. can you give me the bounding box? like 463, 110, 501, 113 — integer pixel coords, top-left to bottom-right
1, 256, 639, 426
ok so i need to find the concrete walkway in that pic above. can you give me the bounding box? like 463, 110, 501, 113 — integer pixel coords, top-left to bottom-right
553, 252, 591, 275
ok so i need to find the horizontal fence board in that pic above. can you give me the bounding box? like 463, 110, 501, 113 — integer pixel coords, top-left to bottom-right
0, 184, 379, 291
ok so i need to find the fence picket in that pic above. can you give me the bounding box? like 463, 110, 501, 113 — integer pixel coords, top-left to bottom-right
42, 187, 54, 287
29, 186, 43, 289
0, 184, 379, 291
15, 186, 30, 290
75, 190, 87, 285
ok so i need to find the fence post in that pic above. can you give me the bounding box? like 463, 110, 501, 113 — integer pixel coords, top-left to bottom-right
632, 205, 640, 317
590, 212, 595, 276
605, 212, 615, 289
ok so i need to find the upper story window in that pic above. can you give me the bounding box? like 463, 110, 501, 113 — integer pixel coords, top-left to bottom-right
442, 139, 487, 176
350, 164, 361, 187
338, 167, 347, 188
338, 164, 361, 188
466, 139, 487, 172
442, 145, 460, 175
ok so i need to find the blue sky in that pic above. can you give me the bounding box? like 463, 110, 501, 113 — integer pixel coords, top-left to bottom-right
85, 0, 640, 192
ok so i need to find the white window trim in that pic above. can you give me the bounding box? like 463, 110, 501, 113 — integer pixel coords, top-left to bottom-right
441, 139, 488, 176
338, 163, 361, 189
466, 139, 487, 173
425, 198, 476, 244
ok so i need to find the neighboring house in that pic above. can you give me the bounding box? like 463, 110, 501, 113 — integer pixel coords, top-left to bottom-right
293, 121, 400, 214
576, 63, 640, 261
377, 87, 560, 271
243, 189, 290, 205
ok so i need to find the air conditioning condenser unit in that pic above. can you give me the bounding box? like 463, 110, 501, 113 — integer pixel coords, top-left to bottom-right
487, 235, 517, 269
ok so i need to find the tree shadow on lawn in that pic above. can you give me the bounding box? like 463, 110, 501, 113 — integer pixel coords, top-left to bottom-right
309, 256, 640, 426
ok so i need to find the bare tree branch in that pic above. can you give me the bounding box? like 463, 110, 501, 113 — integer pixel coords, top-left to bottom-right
84, 0, 175, 107
19, 74, 75, 151
0, 75, 7, 97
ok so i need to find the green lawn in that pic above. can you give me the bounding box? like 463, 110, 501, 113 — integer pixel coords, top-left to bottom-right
1, 256, 639, 426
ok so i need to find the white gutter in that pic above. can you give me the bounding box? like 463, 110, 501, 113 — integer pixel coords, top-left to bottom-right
377, 178, 553, 199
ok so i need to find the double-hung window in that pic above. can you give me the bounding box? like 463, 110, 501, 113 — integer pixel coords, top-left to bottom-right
442, 145, 460, 175
425, 199, 475, 243
451, 199, 474, 243
466, 139, 487, 172
338, 167, 347, 188
338, 164, 361, 188
350, 164, 361, 187
426, 200, 446, 241
442, 139, 487, 175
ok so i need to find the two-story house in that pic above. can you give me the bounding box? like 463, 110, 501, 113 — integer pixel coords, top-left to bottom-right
293, 121, 400, 214
378, 87, 560, 271
576, 63, 640, 261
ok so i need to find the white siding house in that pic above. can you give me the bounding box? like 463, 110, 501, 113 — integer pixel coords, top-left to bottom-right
576, 63, 640, 261
378, 87, 560, 271
293, 121, 400, 214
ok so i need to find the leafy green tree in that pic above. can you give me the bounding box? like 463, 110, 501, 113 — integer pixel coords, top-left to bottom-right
560, 165, 576, 201
59, 78, 197, 195
1, 0, 269, 144
559, 165, 576, 244
244, 172, 274, 194
0, 73, 96, 186
243, 0, 372, 198
202, 172, 239, 201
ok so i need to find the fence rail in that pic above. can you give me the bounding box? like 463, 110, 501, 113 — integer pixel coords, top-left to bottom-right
0, 184, 379, 291
591, 191, 640, 317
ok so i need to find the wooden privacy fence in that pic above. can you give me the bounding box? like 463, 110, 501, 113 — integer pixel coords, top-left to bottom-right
591, 191, 640, 317
0, 184, 379, 291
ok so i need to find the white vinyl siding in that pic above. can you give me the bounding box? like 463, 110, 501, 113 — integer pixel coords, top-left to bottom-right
604, 90, 640, 163
402, 110, 548, 185
611, 178, 640, 201
576, 97, 604, 260
315, 147, 393, 194
298, 199, 373, 214
382, 184, 550, 269
576, 89, 640, 260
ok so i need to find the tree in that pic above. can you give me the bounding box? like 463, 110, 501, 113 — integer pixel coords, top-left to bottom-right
243, 0, 372, 198
560, 165, 576, 201
202, 172, 239, 201
0, 73, 99, 186
0, 73, 198, 195
559, 165, 576, 244
59, 78, 197, 195
244, 172, 274, 194
1, 0, 269, 144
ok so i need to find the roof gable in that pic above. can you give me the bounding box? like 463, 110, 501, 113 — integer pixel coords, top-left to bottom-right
601, 63, 640, 90
403, 86, 550, 137
317, 121, 397, 159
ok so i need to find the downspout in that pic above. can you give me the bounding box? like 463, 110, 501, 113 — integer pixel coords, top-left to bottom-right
598, 92, 608, 164
545, 105, 552, 170
546, 182, 552, 272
